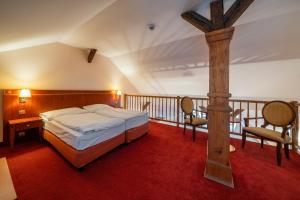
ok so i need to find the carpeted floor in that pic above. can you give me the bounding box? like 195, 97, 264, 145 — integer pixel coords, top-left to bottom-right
1, 122, 300, 200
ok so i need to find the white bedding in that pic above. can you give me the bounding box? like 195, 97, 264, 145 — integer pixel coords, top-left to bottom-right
43, 119, 125, 150
53, 113, 124, 134
83, 104, 149, 130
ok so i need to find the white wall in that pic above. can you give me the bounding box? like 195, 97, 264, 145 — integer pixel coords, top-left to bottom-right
0, 43, 137, 91
112, 57, 300, 101
0, 43, 137, 142
230, 59, 300, 100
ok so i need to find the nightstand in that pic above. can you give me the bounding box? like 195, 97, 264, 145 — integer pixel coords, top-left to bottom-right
8, 117, 43, 148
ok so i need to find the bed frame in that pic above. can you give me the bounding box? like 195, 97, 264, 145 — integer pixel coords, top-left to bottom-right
3, 90, 148, 168
43, 129, 125, 168
126, 122, 149, 143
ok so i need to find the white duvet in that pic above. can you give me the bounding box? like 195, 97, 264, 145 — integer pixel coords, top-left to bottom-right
92, 106, 147, 120
53, 113, 124, 134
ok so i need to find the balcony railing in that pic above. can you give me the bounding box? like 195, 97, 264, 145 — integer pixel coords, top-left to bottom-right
124, 94, 300, 150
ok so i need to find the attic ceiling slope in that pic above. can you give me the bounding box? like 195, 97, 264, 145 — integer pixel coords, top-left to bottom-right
0, 0, 299, 56
0, 0, 117, 52
63, 0, 300, 57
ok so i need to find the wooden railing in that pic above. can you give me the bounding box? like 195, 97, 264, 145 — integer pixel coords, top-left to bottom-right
124, 94, 300, 149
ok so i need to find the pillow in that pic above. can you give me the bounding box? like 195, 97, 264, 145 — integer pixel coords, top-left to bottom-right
40, 107, 88, 120
83, 104, 112, 112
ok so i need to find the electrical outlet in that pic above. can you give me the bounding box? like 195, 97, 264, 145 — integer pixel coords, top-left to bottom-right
18, 132, 26, 137
19, 109, 26, 115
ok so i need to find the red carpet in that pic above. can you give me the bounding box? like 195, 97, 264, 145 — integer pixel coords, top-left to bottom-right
1, 122, 300, 200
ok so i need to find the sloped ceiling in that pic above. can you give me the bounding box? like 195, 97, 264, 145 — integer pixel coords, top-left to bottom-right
0, 0, 117, 52
1, 0, 300, 96
1, 0, 299, 56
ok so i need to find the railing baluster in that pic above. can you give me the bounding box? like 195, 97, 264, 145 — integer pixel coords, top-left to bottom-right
169, 98, 171, 121
151, 97, 154, 118
255, 103, 258, 127
176, 96, 180, 127
247, 102, 250, 118
156, 97, 158, 118
239, 101, 242, 134
173, 98, 176, 122
196, 99, 198, 117
232, 100, 235, 133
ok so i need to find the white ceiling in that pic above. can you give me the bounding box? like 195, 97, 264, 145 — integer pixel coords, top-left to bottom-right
0, 0, 117, 52
0, 0, 300, 57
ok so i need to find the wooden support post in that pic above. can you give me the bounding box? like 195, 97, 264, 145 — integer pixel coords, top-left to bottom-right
204, 27, 234, 188
182, 0, 254, 188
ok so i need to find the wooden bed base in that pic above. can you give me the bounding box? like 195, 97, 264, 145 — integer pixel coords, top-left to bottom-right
126, 122, 149, 143
43, 130, 125, 168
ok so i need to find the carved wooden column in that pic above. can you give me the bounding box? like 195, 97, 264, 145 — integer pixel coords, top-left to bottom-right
181, 0, 254, 188
204, 27, 234, 187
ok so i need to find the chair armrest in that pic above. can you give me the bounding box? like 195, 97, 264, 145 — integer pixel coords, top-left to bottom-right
193, 109, 208, 119
193, 109, 208, 114
243, 117, 264, 127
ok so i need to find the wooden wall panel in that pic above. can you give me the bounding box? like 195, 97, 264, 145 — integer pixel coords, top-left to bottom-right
2, 90, 120, 144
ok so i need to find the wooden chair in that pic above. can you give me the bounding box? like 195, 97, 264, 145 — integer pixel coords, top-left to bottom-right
181, 97, 208, 141
242, 101, 296, 166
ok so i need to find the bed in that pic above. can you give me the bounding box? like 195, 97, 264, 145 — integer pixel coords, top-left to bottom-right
83, 104, 149, 143
40, 107, 126, 168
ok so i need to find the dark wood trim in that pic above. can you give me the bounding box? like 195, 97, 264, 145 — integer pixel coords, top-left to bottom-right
181, 11, 213, 33
224, 0, 255, 27
88, 49, 97, 63
210, 0, 225, 30
182, 0, 255, 32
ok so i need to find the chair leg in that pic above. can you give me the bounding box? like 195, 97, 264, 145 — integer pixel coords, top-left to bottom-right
192, 126, 196, 142
284, 144, 290, 160
242, 130, 246, 148
183, 124, 186, 135
276, 142, 282, 166
261, 138, 264, 148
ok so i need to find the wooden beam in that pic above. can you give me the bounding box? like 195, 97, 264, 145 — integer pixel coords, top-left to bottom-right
181, 11, 213, 33
224, 0, 255, 27
210, 0, 225, 30
88, 49, 97, 63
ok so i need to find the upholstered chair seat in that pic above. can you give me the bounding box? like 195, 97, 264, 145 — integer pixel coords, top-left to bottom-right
184, 118, 208, 125
243, 127, 292, 143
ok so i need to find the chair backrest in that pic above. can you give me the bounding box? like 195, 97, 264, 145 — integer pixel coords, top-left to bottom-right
181, 97, 193, 115
262, 101, 296, 127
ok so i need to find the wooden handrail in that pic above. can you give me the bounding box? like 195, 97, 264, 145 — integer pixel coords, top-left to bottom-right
124, 93, 300, 150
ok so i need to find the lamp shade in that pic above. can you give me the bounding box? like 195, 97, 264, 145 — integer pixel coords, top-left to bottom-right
116, 90, 122, 96
19, 89, 31, 98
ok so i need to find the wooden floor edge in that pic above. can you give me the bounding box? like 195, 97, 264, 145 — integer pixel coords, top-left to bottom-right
0, 157, 17, 200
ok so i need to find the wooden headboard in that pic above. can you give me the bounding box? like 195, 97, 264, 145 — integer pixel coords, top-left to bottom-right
2, 90, 120, 144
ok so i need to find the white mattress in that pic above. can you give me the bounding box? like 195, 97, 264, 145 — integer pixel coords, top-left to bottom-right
93, 110, 149, 130
43, 119, 125, 151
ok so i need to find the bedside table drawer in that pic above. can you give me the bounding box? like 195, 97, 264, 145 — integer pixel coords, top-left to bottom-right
15, 121, 41, 131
